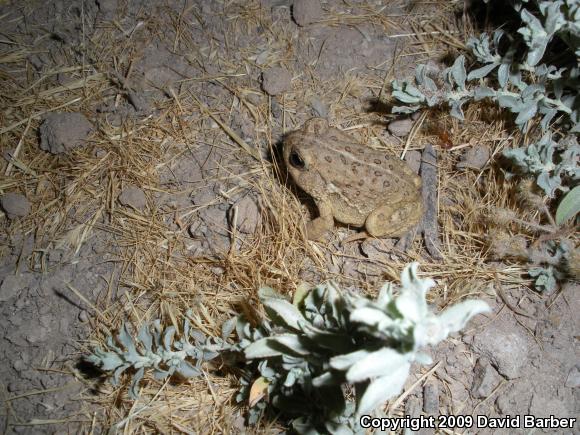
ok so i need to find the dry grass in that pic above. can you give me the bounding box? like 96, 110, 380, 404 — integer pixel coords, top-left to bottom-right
1, 0, 573, 432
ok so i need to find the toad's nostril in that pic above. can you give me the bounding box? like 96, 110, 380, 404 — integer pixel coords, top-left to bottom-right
289, 150, 306, 170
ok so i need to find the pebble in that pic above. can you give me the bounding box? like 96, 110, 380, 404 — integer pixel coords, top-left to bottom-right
1, 193, 31, 219
387, 118, 413, 137
423, 381, 439, 414
565, 365, 580, 388
262, 67, 292, 96
471, 358, 502, 398
292, 0, 323, 26
456, 144, 490, 170
229, 195, 260, 234
404, 150, 422, 174
118, 185, 147, 210
310, 95, 328, 118
39, 112, 93, 155
78, 310, 89, 323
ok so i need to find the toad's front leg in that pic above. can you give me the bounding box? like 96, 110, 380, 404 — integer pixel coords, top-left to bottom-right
306, 200, 334, 241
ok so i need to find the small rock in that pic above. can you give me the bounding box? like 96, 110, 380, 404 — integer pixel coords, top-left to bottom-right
471, 327, 529, 379
96, 0, 117, 19
471, 358, 502, 398
26, 324, 49, 344
423, 381, 439, 414
39, 112, 93, 155
127, 91, 152, 113
78, 310, 89, 323
229, 195, 260, 234
404, 150, 422, 174
1, 193, 31, 219
246, 93, 263, 106
565, 365, 580, 388
387, 118, 413, 137
13, 359, 27, 372
118, 185, 147, 210
261, 67, 292, 96
310, 95, 328, 118
411, 111, 422, 121
0, 273, 29, 301
456, 144, 490, 170
271, 99, 283, 118
292, 0, 323, 26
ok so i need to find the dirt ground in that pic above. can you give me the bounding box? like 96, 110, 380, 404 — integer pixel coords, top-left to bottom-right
0, 0, 578, 433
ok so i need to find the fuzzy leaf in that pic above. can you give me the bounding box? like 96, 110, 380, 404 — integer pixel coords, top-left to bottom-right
269, 334, 311, 356
261, 298, 306, 331
468, 63, 498, 80
329, 349, 372, 371
451, 56, 467, 89
515, 101, 538, 126
118, 323, 137, 355
221, 317, 237, 341
474, 86, 496, 100
432, 300, 491, 344
450, 102, 465, 120
498, 64, 510, 88
356, 362, 411, 416
346, 348, 410, 383
163, 326, 176, 350
138, 325, 153, 352
350, 307, 393, 326
556, 186, 580, 225
129, 367, 144, 399
537, 171, 562, 197
177, 360, 202, 378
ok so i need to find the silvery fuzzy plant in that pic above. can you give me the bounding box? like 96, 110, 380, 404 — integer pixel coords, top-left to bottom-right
233, 263, 490, 434
86, 310, 232, 399
392, 1, 579, 133
392, 0, 579, 291
391, 1, 579, 208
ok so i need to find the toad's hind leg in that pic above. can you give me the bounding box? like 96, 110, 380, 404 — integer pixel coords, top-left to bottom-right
365, 201, 423, 238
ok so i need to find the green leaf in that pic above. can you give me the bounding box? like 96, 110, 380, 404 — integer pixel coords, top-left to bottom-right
556, 186, 580, 225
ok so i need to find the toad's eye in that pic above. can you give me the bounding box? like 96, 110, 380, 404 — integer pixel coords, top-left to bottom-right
289, 150, 306, 170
